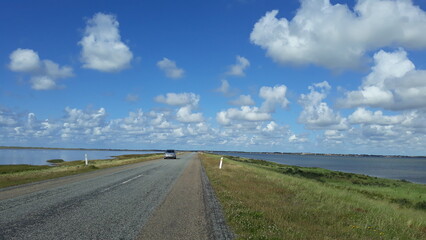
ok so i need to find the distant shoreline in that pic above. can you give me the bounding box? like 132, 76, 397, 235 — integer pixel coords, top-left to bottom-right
210, 150, 426, 159
2, 146, 425, 158
0, 146, 163, 152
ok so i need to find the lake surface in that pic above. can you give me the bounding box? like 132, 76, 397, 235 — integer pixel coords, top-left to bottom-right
215, 152, 426, 184
0, 149, 162, 166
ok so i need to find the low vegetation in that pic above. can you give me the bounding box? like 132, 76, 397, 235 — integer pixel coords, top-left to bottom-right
0, 153, 163, 188
46, 159, 65, 164
200, 153, 426, 239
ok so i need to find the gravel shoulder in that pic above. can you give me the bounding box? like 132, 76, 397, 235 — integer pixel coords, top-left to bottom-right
137, 153, 233, 240
138, 153, 208, 239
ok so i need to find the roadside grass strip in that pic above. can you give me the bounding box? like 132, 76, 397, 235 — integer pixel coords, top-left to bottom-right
0, 153, 163, 189
200, 153, 426, 240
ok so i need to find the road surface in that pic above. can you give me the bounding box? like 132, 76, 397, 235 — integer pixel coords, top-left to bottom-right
0, 152, 233, 240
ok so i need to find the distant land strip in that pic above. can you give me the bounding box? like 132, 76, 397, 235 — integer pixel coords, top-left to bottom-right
0, 146, 163, 152
208, 151, 426, 158
1, 146, 425, 158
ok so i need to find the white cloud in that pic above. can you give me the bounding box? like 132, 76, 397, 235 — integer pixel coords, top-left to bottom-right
323, 130, 345, 144
176, 106, 204, 123
226, 55, 250, 76
155, 92, 200, 106
0, 109, 18, 126
348, 108, 403, 125
216, 120, 290, 149
79, 13, 133, 72
250, 0, 426, 70
155, 92, 203, 123
230, 95, 255, 106
289, 134, 308, 143
298, 81, 347, 130
115, 109, 147, 134
216, 106, 271, 125
149, 111, 172, 129
63, 107, 107, 129
216, 79, 230, 95
9, 48, 73, 90
259, 85, 289, 112
339, 49, 426, 110
361, 124, 399, 139
30, 76, 57, 90
261, 121, 278, 133
157, 58, 185, 79
9, 48, 40, 72
4, 103, 426, 154
216, 84, 288, 127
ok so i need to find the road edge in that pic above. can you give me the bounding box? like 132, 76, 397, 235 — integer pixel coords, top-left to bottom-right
200, 159, 235, 240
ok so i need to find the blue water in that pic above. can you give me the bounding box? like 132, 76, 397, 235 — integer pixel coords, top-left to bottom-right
0, 149, 162, 165
215, 152, 426, 184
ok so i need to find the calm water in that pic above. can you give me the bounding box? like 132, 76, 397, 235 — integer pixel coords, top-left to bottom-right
216, 152, 426, 184
0, 149, 162, 165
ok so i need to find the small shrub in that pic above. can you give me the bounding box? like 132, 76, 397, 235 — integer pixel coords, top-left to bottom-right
46, 159, 65, 164
87, 165, 98, 169
415, 201, 426, 210
390, 198, 413, 208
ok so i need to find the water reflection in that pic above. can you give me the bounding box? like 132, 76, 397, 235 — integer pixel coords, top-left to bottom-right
0, 149, 161, 165
216, 152, 426, 184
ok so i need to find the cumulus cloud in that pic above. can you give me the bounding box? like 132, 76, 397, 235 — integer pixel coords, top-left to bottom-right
79, 13, 133, 72
9, 48, 73, 90
149, 111, 172, 129
155, 92, 203, 123
216, 106, 271, 125
9, 48, 40, 72
0, 105, 283, 149
259, 85, 289, 112
226, 55, 250, 76
155, 92, 200, 106
250, 0, 426, 70
348, 108, 403, 125
230, 95, 255, 106
176, 106, 204, 123
157, 58, 185, 79
62, 107, 106, 130
4, 103, 426, 154
338, 49, 426, 110
216, 84, 288, 126
289, 133, 309, 143
298, 81, 347, 130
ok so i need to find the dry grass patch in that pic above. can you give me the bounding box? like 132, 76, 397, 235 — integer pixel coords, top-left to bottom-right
200, 153, 426, 240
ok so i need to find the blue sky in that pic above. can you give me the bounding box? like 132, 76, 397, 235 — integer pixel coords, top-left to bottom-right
2, 0, 426, 155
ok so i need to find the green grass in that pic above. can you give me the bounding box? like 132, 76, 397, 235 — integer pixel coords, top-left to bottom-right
0, 153, 163, 188
0, 165, 52, 174
200, 153, 426, 239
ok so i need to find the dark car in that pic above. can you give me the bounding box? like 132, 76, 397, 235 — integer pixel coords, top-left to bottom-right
164, 149, 176, 159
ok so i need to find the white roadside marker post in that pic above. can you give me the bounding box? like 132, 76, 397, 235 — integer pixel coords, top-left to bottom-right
85, 154, 88, 166
219, 157, 223, 169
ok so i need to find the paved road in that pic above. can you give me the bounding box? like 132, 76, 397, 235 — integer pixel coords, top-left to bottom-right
0, 153, 232, 240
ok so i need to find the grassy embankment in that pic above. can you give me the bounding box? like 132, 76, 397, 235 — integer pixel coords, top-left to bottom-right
0, 153, 163, 189
200, 153, 426, 239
